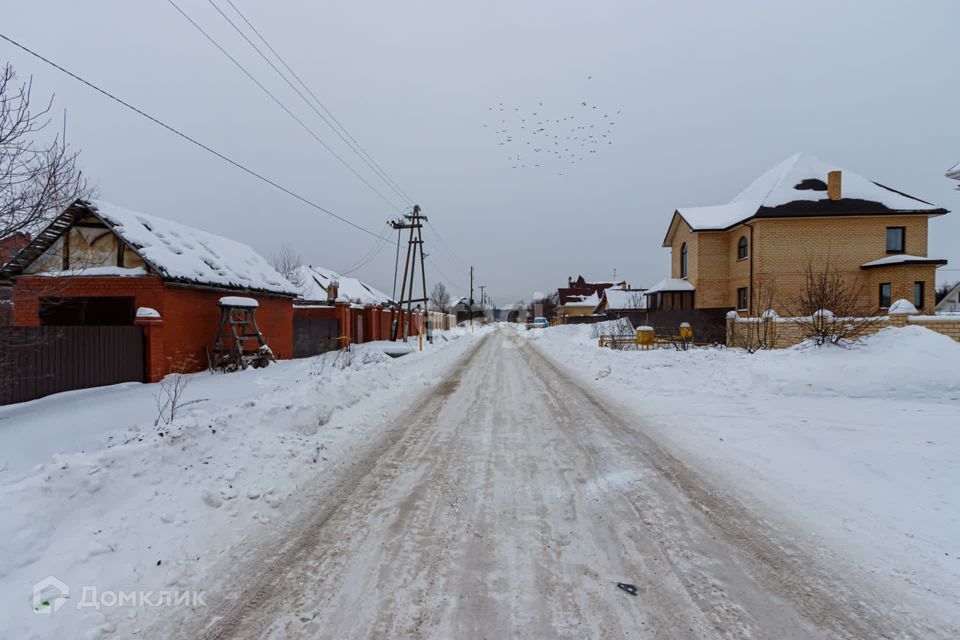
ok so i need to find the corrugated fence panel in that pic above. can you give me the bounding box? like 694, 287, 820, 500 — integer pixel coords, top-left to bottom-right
0, 326, 144, 406
292, 317, 340, 358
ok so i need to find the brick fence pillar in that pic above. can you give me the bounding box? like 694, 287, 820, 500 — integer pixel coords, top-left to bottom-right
335, 299, 352, 347
135, 312, 165, 382
888, 298, 917, 328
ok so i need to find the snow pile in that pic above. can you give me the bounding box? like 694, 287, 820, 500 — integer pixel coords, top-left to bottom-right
87, 200, 298, 296
0, 327, 488, 639
291, 265, 392, 306
535, 324, 960, 624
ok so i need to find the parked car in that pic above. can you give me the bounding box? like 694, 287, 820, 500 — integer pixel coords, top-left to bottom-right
531, 317, 548, 329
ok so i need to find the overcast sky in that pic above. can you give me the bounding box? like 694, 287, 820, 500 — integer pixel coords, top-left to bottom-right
5, 0, 959, 304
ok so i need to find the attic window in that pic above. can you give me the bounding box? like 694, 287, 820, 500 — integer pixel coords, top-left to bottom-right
794, 178, 828, 191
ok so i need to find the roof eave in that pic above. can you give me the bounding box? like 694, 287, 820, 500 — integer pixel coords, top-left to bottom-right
860, 258, 949, 270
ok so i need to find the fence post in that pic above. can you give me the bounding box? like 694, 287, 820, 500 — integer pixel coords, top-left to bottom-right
888, 299, 917, 327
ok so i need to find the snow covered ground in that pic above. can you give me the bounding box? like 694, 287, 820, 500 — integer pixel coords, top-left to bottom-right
0, 327, 489, 640
533, 323, 960, 627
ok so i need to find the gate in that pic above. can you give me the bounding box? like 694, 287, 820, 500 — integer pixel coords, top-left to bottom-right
0, 326, 145, 406
293, 317, 341, 358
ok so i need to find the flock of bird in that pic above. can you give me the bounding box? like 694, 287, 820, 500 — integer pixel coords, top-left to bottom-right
483, 91, 620, 175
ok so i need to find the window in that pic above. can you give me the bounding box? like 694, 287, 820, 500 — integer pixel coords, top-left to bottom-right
914, 281, 925, 309
886, 227, 905, 253
737, 236, 748, 260
879, 282, 892, 308
680, 243, 688, 278
737, 287, 748, 311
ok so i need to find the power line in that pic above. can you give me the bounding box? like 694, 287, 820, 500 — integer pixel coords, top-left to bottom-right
426, 255, 466, 292
0, 31, 388, 240
164, 0, 405, 213
339, 232, 391, 275
219, 0, 414, 206
425, 218, 469, 270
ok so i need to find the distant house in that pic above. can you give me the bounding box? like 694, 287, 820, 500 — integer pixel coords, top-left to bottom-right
937, 282, 960, 313
1, 199, 298, 380
660, 153, 948, 315
558, 275, 624, 320
595, 286, 647, 318
947, 161, 960, 190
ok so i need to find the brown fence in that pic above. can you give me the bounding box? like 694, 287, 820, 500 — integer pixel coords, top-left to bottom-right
293, 317, 341, 358
0, 326, 145, 406
619, 308, 729, 344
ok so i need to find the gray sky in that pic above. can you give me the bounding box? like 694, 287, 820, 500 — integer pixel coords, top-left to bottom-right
6, 0, 959, 304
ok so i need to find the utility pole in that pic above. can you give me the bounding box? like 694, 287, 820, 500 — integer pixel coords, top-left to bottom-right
389, 205, 430, 342
479, 285, 487, 315
469, 266, 475, 329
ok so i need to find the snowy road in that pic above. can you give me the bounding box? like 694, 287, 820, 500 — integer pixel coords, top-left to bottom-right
174, 327, 945, 639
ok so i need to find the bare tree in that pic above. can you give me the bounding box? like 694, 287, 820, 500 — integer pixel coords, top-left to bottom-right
270, 243, 304, 287
1, 63, 87, 241
729, 275, 778, 352
429, 281, 451, 312
785, 259, 882, 346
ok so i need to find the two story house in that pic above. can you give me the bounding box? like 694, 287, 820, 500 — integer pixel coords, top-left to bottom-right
659, 153, 948, 315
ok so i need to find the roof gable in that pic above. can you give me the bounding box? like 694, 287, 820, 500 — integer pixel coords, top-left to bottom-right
676, 153, 947, 232
2, 200, 297, 296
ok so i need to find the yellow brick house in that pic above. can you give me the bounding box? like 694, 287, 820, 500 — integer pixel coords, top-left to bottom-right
660, 153, 948, 315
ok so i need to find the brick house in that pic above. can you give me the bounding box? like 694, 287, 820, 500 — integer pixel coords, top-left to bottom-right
660, 153, 949, 315
558, 275, 623, 320
1, 199, 297, 381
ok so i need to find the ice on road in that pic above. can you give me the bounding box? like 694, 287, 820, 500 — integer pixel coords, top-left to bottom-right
175, 328, 948, 639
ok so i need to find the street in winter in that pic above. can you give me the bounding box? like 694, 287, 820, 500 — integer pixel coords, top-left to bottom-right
1, 2, 959, 639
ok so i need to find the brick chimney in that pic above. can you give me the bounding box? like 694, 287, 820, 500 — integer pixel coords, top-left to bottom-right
827, 170, 842, 201
568, 276, 573, 286
327, 279, 339, 303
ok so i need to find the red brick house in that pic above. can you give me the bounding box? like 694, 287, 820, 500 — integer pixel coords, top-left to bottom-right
0, 232, 31, 266
1, 199, 297, 381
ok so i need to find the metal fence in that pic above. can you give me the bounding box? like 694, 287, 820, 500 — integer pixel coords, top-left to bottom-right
293, 317, 341, 358
0, 326, 145, 406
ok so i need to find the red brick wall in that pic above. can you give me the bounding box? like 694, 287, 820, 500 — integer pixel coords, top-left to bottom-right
13, 276, 293, 381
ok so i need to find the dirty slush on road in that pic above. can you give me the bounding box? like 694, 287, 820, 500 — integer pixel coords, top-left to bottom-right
163, 328, 946, 639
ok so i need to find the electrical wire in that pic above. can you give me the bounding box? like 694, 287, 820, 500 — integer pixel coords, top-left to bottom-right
0, 32, 389, 240
165, 0, 405, 213
217, 0, 413, 206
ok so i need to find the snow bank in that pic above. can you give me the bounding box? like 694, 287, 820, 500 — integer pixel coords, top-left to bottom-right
0, 327, 489, 639
536, 324, 960, 625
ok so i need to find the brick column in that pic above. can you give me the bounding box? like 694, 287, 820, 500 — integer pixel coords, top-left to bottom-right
135, 313, 165, 382
335, 299, 352, 347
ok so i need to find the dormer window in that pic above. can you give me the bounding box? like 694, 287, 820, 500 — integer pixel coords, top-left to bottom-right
680, 242, 688, 278
886, 227, 905, 254
737, 236, 748, 261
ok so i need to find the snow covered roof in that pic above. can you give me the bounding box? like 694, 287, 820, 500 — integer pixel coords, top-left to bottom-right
291, 265, 392, 306
0, 200, 298, 295
860, 254, 948, 269
601, 287, 647, 310
645, 278, 695, 294
668, 153, 947, 242
947, 161, 960, 180
561, 292, 600, 308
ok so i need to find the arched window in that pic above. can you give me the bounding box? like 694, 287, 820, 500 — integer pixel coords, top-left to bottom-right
737, 236, 748, 260
680, 242, 688, 278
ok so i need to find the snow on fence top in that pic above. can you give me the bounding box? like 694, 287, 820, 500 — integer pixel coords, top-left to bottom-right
291, 265, 392, 306
86, 200, 298, 296
676, 152, 945, 231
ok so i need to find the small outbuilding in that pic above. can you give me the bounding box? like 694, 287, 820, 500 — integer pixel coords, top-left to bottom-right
1, 199, 298, 381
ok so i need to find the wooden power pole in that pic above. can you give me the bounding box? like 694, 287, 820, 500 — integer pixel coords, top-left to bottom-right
390, 205, 430, 342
